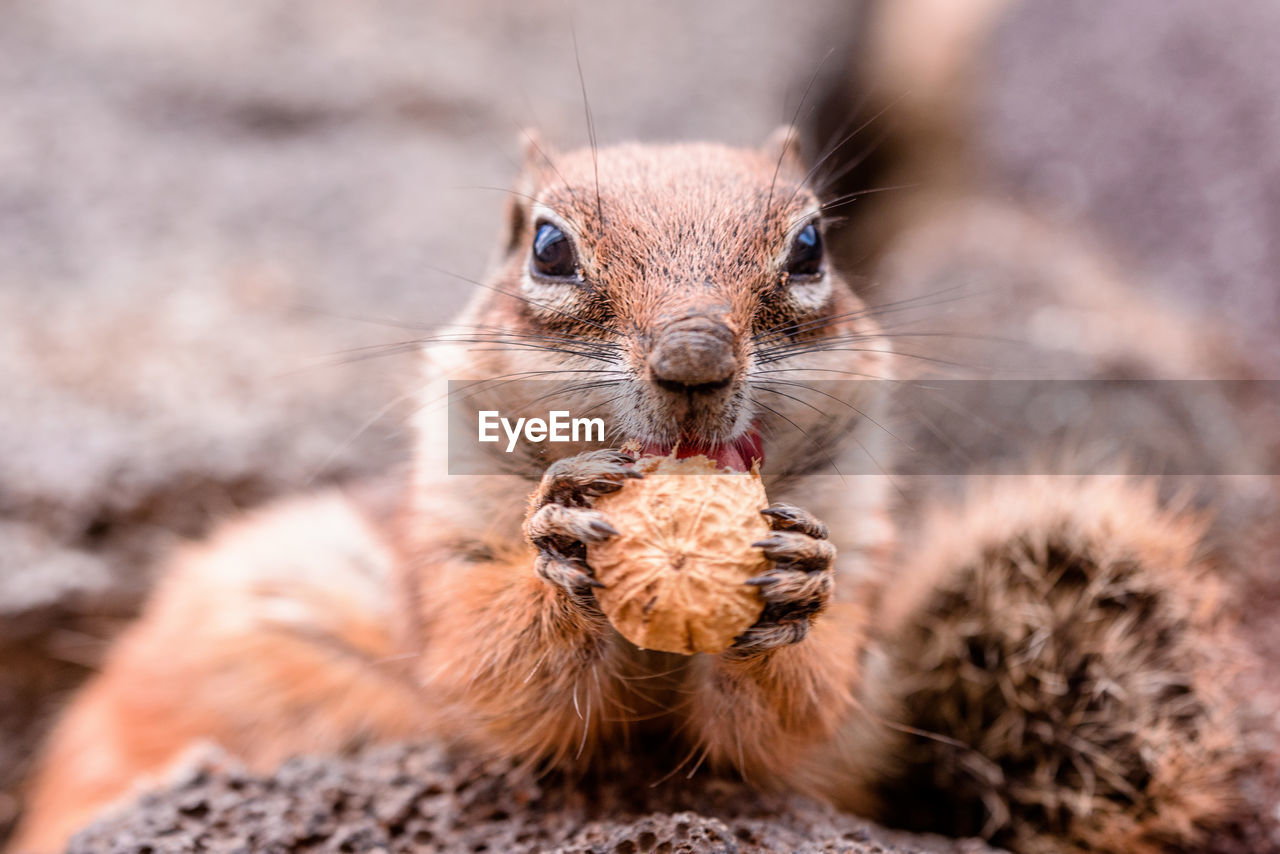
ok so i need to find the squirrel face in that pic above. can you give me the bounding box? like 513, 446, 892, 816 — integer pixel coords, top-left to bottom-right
447, 131, 892, 478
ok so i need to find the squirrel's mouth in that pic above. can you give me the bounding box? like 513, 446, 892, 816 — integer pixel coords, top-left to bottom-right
638, 427, 764, 472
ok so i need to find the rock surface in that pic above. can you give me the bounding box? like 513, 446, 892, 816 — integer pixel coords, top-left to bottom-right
67, 743, 1002, 854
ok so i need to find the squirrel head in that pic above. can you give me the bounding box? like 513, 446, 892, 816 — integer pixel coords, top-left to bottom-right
443, 128, 893, 477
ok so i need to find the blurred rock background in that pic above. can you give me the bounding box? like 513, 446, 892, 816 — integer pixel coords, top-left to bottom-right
0, 0, 858, 838
1, 0, 1278, 848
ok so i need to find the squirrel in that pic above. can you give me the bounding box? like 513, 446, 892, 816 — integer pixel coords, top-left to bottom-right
9, 130, 1252, 854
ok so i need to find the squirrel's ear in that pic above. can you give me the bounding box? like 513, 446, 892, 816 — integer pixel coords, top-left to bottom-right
503, 129, 550, 254
763, 124, 807, 178
517, 128, 553, 178
502, 192, 529, 255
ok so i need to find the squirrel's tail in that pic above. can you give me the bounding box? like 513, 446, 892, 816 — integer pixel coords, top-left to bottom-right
862, 476, 1262, 854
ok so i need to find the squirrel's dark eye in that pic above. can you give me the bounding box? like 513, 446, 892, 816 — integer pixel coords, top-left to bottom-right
785, 222, 824, 278
531, 222, 578, 279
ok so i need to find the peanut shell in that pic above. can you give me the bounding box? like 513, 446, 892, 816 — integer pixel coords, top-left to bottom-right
587, 454, 770, 654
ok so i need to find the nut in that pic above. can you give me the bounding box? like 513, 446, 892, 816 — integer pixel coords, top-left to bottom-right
587, 454, 770, 654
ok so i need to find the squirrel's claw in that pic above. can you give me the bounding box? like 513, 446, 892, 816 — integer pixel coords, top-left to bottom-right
727, 619, 811, 656
527, 450, 638, 609
527, 504, 619, 547
760, 503, 829, 540
535, 549, 607, 604
752, 531, 836, 574
538, 450, 643, 507
731, 504, 836, 656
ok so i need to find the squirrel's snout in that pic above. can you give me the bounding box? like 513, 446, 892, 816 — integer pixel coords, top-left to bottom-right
647, 318, 738, 394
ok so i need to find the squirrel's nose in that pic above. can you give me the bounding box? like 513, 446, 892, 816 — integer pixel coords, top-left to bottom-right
648, 318, 738, 393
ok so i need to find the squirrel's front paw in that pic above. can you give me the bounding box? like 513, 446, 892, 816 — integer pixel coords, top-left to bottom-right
525, 450, 642, 603
729, 503, 835, 655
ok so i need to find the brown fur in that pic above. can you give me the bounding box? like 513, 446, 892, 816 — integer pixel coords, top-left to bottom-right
9, 137, 1254, 854
12, 493, 426, 853
869, 477, 1252, 853
387, 134, 895, 802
